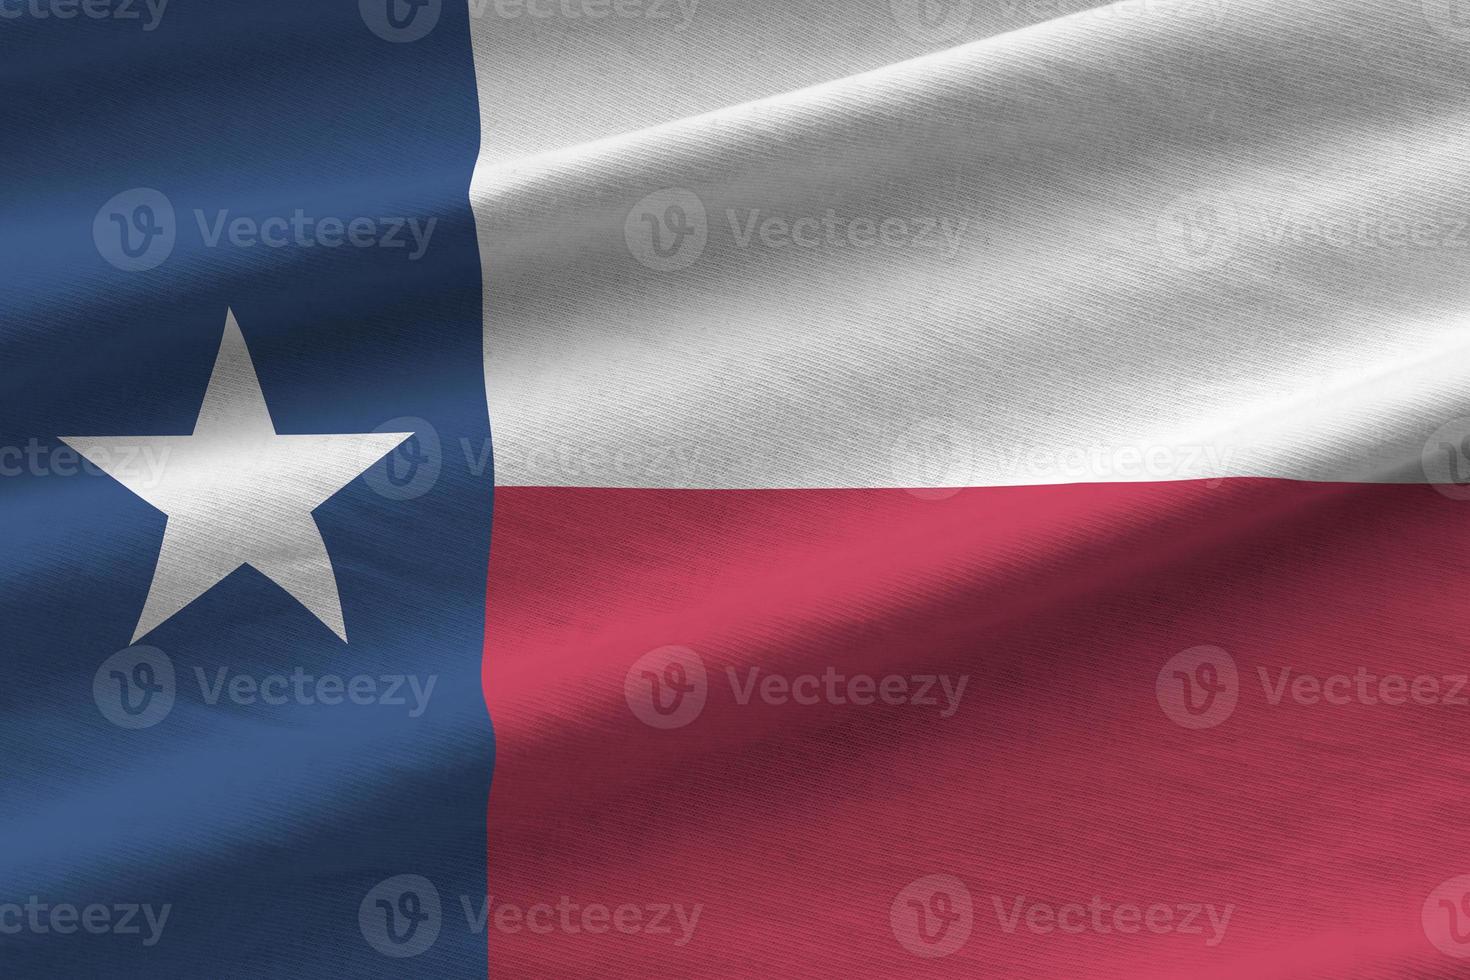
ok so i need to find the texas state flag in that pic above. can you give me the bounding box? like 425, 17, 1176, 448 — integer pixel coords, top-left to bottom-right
5, 0, 1470, 976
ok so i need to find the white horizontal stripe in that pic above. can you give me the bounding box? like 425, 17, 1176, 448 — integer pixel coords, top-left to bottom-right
467, 0, 1119, 168
471, 0, 1470, 488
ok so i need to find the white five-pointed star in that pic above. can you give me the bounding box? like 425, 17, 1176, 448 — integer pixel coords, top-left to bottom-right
63, 310, 411, 643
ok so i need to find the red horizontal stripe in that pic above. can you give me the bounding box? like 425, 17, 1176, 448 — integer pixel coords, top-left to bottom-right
485, 481, 1470, 977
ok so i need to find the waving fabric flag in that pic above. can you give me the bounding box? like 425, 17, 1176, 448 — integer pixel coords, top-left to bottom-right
5, 0, 1470, 976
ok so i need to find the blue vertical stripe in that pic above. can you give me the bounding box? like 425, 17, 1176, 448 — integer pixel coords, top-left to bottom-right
0, 0, 493, 975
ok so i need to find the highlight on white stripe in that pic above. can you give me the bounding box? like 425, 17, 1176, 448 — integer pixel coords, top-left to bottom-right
470, 0, 1470, 489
